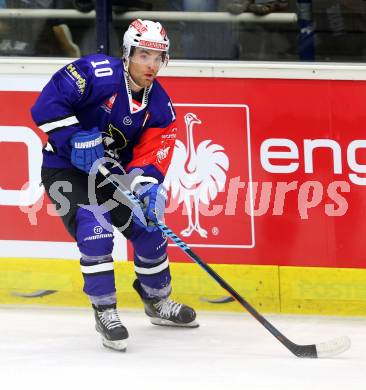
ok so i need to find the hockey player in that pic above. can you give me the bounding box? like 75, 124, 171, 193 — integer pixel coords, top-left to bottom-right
31, 19, 198, 352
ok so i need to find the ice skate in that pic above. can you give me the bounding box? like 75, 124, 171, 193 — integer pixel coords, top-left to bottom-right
93, 304, 129, 351
133, 280, 199, 328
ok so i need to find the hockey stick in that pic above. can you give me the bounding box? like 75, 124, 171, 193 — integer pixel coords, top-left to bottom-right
98, 165, 351, 358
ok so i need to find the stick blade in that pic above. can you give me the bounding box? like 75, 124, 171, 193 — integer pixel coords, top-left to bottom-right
316, 336, 351, 358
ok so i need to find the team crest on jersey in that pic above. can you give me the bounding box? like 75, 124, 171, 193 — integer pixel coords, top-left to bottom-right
102, 124, 128, 159
101, 93, 117, 114
123, 116, 132, 126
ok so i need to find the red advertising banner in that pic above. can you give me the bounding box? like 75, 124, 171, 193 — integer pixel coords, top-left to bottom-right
0, 91, 71, 242
1, 77, 366, 268
164, 104, 254, 248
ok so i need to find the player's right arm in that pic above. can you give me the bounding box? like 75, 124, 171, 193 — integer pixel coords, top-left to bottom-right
31, 59, 93, 162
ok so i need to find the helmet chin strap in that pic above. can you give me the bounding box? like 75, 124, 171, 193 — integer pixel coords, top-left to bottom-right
123, 57, 145, 91
128, 73, 145, 90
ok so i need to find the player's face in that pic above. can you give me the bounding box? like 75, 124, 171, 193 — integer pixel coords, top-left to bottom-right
128, 48, 165, 88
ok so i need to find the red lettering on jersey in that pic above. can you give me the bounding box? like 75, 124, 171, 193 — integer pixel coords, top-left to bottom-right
126, 121, 177, 177
105, 93, 117, 109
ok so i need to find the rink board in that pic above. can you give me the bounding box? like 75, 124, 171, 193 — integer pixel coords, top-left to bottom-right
3, 60, 366, 269
280, 266, 366, 315
0, 258, 366, 316
0, 258, 280, 312
2, 60, 366, 317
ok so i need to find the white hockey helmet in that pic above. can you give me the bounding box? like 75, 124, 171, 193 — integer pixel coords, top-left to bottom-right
122, 19, 170, 65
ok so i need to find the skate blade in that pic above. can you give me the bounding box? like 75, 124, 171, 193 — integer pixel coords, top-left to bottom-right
150, 317, 200, 328
101, 337, 127, 352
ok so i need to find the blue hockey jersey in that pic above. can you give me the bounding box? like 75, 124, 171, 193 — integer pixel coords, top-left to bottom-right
31, 54, 177, 182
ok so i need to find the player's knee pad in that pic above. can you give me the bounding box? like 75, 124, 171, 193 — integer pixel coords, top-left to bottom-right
75, 205, 114, 256
76, 206, 116, 297
129, 221, 167, 261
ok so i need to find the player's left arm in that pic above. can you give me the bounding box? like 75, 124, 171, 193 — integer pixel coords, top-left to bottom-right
126, 92, 177, 181
126, 121, 177, 181
126, 101, 177, 223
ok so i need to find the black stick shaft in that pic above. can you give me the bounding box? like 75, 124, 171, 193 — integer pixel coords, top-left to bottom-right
99, 166, 317, 358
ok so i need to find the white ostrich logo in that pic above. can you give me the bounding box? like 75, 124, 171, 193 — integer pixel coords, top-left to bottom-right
164, 113, 229, 238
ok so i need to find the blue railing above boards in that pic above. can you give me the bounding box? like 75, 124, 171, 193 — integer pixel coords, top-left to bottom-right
1, 1, 365, 62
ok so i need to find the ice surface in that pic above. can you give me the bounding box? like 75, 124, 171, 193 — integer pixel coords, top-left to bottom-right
0, 306, 364, 390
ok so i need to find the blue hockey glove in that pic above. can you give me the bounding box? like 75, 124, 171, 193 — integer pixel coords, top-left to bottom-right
135, 183, 168, 225
70, 128, 104, 173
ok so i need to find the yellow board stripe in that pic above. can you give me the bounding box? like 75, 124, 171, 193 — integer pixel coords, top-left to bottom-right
280, 266, 366, 316
0, 258, 365, 316
0, 258, 279, 311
